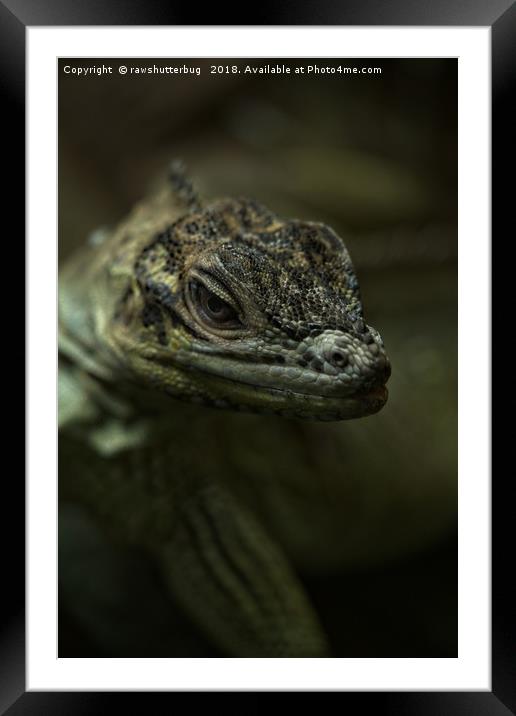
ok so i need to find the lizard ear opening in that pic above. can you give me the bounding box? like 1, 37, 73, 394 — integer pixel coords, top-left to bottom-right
168, 159, 202, 213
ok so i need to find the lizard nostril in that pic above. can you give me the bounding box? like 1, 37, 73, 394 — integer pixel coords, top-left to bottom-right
331, 351, 348, 366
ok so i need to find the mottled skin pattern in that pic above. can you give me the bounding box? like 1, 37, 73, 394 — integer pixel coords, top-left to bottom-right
59, 162, 391, 657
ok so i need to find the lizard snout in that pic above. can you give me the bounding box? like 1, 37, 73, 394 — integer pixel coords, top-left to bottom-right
296, 329, 390, 388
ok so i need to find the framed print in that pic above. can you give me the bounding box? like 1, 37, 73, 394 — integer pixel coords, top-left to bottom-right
2, 0, 513, 710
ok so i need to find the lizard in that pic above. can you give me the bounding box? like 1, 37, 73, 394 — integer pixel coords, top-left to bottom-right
58, 161, 391, 657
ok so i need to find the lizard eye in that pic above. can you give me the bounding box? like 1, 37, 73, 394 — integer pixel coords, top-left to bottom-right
188, 280, 243, 330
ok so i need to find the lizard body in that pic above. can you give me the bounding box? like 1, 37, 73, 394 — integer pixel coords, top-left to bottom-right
59, 162, 391, 657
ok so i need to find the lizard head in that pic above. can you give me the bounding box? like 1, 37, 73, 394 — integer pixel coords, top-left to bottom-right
112, 194, 390, 421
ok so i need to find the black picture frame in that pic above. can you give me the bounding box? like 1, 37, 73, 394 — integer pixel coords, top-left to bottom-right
3, 0, 513, 711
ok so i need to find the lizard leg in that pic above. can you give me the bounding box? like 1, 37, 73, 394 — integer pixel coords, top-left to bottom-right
156, 482, 330, 657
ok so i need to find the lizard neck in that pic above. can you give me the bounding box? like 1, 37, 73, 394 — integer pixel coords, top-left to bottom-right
59, 246, 117, 381
58, 209, 191, 447
59, 184, 193, 392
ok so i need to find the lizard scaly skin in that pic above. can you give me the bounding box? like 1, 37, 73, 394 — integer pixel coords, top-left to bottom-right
59, 162, 391, 657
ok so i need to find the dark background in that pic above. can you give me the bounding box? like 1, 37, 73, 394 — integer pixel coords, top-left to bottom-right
58, 57, 457, 658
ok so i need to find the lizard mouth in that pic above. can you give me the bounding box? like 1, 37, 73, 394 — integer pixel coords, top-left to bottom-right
190, 367, 389, 421
149, 340, 390, 420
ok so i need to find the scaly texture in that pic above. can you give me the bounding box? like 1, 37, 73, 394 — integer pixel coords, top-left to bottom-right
59, 162, 391, 656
